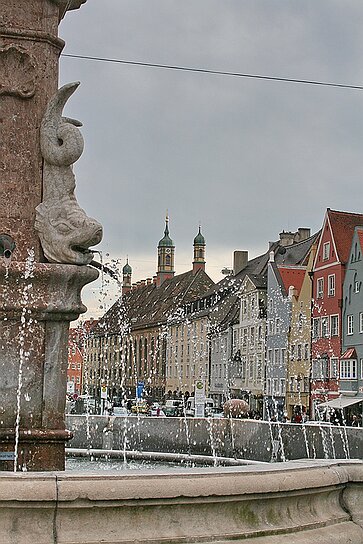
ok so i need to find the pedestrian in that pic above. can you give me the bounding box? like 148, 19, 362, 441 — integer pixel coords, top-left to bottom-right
351, 415, 361, 427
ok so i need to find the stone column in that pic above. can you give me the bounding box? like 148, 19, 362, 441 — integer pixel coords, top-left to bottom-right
0, 0, 96, 471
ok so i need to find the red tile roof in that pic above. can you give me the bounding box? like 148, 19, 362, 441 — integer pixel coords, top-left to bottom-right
278, 267, 305, 296
328, 209, 363, 264
357, 228, 363, 254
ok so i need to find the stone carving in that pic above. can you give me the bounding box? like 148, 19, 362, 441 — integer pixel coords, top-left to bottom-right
0, 45, 36, 98
35, 82, 103, 265
52, 0, 87, 20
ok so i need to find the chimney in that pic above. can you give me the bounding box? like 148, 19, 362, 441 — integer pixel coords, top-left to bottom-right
279, 231, 295, 247
233, 251, 248, 276
296, 228, 311, 242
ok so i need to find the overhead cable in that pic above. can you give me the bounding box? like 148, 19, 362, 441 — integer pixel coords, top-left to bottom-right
61, 53, 363, 91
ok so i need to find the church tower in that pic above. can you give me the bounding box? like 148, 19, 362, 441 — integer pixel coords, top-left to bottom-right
122, 258, 132, 295
193, 226, 206, 274
157, 215, 175, 286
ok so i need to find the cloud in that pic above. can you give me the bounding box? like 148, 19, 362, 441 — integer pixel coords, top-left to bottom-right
59, 0, 363, 316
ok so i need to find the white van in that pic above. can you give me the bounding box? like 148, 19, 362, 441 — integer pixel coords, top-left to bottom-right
185, 397, 214, 417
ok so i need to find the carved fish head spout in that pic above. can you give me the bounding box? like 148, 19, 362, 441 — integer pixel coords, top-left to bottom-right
35, 198, 103, 266
36, 82, 104, 265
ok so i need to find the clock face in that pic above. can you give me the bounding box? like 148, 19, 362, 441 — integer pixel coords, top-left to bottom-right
165, 248, 171, 254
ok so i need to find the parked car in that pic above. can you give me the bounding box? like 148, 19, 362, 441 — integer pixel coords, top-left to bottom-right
164, 399, 184, 416
131, 401, 149, 415
112, 406, 129, 417
185, 397, 214, 417
148, 403, 166, 417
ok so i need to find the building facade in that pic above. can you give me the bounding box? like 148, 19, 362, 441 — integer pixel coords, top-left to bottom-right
85, 220, 214, 404
340, 226, 363, 420
311, 209, 363, 416
286, 244, 316, 419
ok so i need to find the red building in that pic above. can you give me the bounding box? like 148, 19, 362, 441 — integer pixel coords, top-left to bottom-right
311, 209, 363, 416
67, 320, 97, 396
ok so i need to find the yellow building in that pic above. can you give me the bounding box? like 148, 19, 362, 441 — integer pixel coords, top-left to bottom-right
286, 244, 317, 419
85, 219, 213, 403
166, 314, 210, 397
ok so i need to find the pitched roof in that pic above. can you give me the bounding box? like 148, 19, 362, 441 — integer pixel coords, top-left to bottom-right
93, 269, 214, 335
243, 273, 267, 290
278, 266, 306, 297
357, 228, 363, 254
328, 209, 363, 264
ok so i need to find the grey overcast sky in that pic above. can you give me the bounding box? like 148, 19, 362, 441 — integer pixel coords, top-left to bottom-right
59, 1, 363, 316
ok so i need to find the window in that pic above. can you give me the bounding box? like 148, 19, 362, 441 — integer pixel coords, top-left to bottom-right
340, 359, 357, 379
280, 378, 286, 395
304, 343, 309, 360
323, 242, 330, 261
273, 378, 279, 395
347, 315, 354, 335
317, 278, 324, 298
313, 318, 320, 339
328, 274, 335, 297
274, 348, 280, 365
281, 348, 286, 364
331, 315, 339, 337
268, 319, 274, 335
290, 344, 295, 360
267, 378, 272, 396
249, 359, 254, 379
321, 317, 329, 338
303, 377, 309, 392
355, 281, 360, 293
250, 327, 255, 345
312, 358, 329, 379
330, 358, 339, 379
360, 313, 363, 333
297, 344, 302, 360
275, 318, 281, 334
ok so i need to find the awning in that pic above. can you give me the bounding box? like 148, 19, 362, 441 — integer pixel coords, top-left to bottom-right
317, 396, 363, 409
341, 347, 357, 360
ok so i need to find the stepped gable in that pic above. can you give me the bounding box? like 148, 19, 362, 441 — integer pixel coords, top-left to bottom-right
94, 269, 214, 335
328, 209, 363, 264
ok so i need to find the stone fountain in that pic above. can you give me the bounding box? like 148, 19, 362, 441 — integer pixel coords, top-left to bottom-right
0, 2, 363, 542
0, 0, 101, 471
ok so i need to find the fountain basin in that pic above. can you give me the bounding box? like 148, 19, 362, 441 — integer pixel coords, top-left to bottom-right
0, 460, 362, 543
67, 414, 363, 462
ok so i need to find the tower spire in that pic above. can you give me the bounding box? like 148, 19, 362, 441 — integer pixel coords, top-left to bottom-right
193, 225, 206, 274
122, 256, 132, 295
156, 214, 175, 286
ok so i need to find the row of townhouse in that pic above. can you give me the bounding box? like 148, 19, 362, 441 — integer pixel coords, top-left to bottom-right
81, 220, 315, 408
80, 210, 363, 422
213, 208, 363, 420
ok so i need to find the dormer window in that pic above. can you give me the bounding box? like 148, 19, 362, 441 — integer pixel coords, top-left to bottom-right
323, 242, 330, 261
